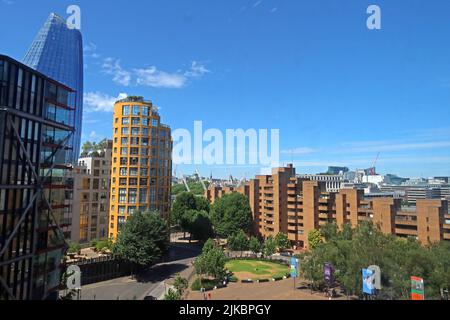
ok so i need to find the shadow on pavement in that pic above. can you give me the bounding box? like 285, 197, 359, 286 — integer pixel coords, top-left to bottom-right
135, 263, 189, 284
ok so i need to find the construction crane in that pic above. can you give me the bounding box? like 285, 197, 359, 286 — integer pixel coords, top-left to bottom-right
369, 152, 380, 175
196, 167, 207, 191
179, 171, 190, 192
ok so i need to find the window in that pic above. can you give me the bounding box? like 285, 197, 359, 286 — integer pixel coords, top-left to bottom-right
122, 127, 129, 135
152, 119, 159, 127
142, 128, 149, 136
140, 148, 148, 156
119, 189, 127, 203
131, 137, 139, 145
130, 148, 139, 155
120, 147, 128, 155
142, 106, 149, 116
140, 158, 148, 166
131, 127, 140, 135
132, 106, 140, 116
122, 118, 130, 125
129, 189, 138, 204
118, 206, 126, 215
141, 137, 149, 146
129, 178, 138, 186
130, 168, 138, 176
122, 105, 130, 116
142, 118, 149, 126
119, 178, 127, 186
132, 117, 140, 125
121, 137, 128, 145
120, 167, 127, 176
120, 157, 127, 165
139, 188, 148, 203
128, 207, 136, 215
140, 168, 148, 176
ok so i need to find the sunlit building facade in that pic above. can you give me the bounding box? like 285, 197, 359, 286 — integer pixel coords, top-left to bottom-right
23, 13, 83, 162
109, 97, 172, 239
0, 55, 75, 300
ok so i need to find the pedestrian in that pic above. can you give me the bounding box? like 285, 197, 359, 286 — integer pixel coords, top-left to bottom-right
208, 293, 212, 300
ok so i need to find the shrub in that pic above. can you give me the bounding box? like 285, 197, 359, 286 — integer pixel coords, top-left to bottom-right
191, 278, 219, 292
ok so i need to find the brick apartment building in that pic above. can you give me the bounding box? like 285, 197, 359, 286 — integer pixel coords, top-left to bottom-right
205, 165, 450, 248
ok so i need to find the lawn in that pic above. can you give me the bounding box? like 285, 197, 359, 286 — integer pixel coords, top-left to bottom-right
226, 259, 289, 281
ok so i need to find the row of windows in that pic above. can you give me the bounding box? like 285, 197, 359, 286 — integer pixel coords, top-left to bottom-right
116, 117, 160, 127
114, 126, 168, 137
114, 147, 171, 157
122, 105, 150, 117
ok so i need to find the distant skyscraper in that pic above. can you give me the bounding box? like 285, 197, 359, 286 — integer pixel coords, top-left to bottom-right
24, 13, 83, 162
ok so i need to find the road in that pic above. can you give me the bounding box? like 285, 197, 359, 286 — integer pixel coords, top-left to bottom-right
79, 243, 200, 300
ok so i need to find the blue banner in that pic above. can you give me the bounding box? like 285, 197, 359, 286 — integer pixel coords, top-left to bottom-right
362, 269, 376, 295
290, 257, 298, 278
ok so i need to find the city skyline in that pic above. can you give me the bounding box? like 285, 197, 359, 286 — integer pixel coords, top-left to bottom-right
1, 0, 450, 178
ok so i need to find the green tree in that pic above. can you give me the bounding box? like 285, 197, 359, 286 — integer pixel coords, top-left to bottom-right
183, 210, 214, 242
172, 192, 198, 227
113, 211, 169, 267
320, 223, 338, 242
164, 288, 181, 300
249, 236, 262, 255
68, 242, 81, 254
275, 233, 291, 251
263, 236, 277, 257
211, 193, 253, 238
308, 229, 323, 250
195, 241, 228, 280
228, 230, 249, 254
174, 276, 189, 296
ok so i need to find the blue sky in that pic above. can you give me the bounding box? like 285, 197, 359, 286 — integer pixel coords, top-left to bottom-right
1, 0, 450, 178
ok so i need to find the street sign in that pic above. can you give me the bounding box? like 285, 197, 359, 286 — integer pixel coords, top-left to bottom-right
411, 276, 425, 300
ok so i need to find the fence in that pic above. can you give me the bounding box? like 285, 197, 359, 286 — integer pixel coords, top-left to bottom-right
71, 256, 139, 286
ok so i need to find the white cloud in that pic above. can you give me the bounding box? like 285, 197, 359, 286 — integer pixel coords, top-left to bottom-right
253, 1, 262, 8
89, 131, 98, 139
84, 42, 101, 59
135, 67, 187, 89
84, 92, 128, 112
184, 61, 211, 78
102, 58, 210, 89
102, 58, 132, 86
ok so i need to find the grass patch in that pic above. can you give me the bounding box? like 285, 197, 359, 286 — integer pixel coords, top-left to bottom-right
226, 259, 289, 281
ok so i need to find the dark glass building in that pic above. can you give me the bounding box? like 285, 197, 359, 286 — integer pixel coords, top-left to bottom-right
0, 55, 75, 300
24, 13, 83, 163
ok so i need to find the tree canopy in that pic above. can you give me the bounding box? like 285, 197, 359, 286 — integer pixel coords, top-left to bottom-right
113, 211, 169, 267
300, 222, 450, 300
210, 193, 253, 238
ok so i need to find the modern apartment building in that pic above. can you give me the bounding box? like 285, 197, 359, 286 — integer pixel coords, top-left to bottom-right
206, 165, 450, 248
109, 97, 172, 239
24, 13, 84, 162
71, 141, 112, 244
0, 55, 75, 300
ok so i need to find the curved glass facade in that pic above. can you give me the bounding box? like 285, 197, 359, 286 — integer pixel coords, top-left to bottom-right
23, 13, 83, 163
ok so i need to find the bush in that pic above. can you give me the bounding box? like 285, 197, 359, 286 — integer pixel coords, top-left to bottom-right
273, 277, 283, 282
68, 242, 81, 254
229, 276, 238, 283
191, 278, 220, 292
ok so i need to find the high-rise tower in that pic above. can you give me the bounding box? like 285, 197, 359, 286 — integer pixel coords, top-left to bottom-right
109, 97, 172, 239
23, 13, 83, 162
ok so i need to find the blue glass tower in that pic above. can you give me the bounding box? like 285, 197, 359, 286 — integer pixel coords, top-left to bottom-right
24, 13, 83, 162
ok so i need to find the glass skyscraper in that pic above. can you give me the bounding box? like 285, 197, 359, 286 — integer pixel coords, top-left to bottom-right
24, 13, 83, 162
